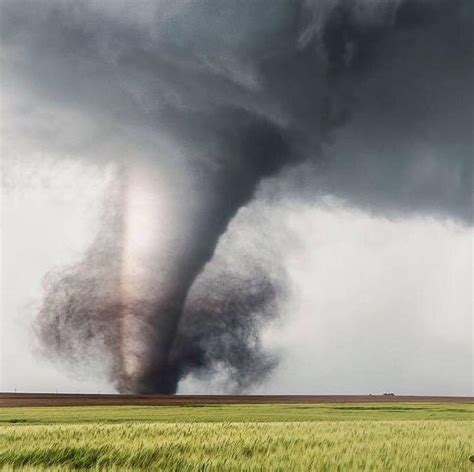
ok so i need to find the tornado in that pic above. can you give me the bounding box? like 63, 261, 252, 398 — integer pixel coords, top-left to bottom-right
37, 109, 292, 393
7, 0, 469, 393
120, 111, 291, 393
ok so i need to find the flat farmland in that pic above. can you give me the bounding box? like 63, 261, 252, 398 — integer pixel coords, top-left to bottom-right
1, 393, 472, 407
0, 396, 472, 471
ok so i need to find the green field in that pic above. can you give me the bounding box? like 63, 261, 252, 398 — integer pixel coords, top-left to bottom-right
1, 403, 472, 471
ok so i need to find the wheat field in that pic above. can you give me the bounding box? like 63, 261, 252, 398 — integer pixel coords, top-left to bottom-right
1, 403, 472, 471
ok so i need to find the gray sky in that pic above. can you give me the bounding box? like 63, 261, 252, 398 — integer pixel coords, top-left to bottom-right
2, 162, 472, 394
1, 0, 472, 395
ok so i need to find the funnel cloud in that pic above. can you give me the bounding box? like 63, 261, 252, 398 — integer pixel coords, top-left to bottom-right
1, 0, 471, 393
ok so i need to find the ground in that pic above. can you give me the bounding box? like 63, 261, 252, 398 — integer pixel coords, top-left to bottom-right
0, 401, 472, 471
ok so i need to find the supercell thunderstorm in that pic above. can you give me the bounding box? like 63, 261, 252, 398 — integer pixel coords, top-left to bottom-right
2, 0, 471, 393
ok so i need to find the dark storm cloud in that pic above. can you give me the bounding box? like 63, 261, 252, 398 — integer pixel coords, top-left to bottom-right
2, 0, 471, 393
2, 0, 470, 220
319, 0, 473, 222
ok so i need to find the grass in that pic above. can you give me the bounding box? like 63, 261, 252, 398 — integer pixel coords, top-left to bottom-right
0, 403, 472, 471
1, 402, 472, 424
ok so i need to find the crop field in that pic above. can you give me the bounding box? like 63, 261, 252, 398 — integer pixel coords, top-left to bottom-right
0, 402, 473, 471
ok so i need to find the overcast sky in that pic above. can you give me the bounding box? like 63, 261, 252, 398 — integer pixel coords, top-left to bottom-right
2, 160, 472, 395
1, 0, 472, 395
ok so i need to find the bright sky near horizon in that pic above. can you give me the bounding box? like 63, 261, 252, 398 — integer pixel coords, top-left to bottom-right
2, 159, 472, 395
